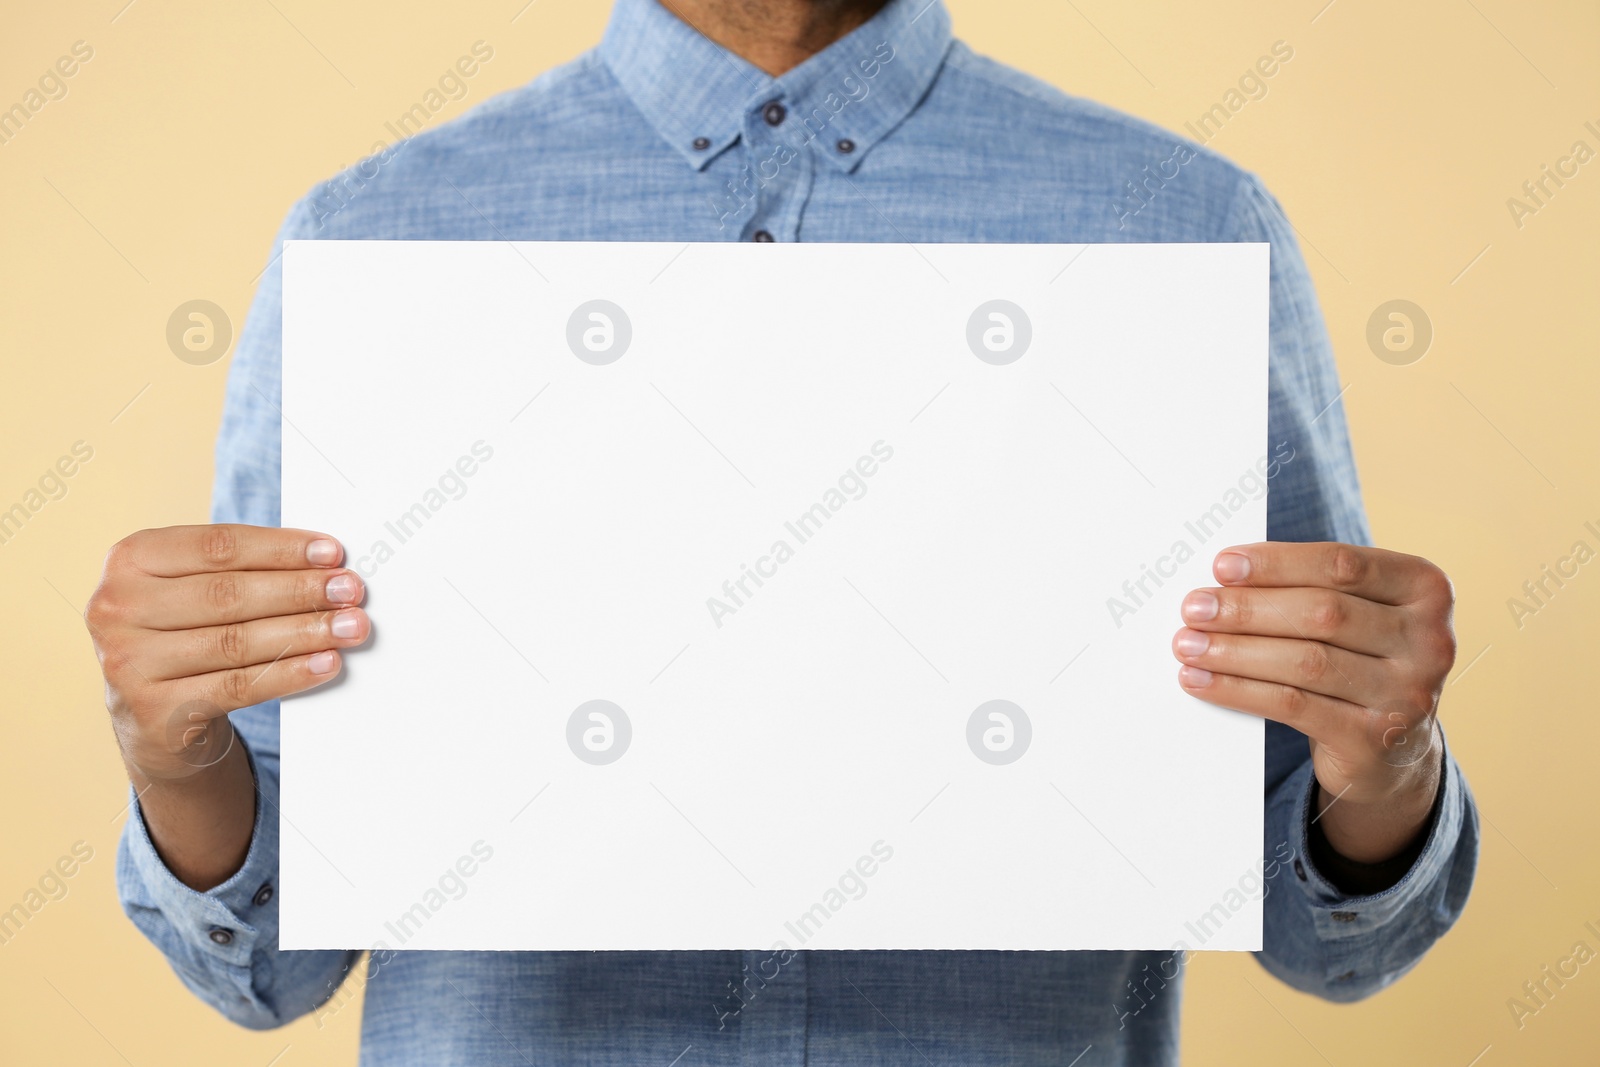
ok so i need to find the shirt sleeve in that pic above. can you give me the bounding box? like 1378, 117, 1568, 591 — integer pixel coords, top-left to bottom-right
115, 193, 362, 1029
1224, 171, 1481, 1001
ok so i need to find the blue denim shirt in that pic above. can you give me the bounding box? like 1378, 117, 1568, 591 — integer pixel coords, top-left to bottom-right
116, 0, 1478, 1062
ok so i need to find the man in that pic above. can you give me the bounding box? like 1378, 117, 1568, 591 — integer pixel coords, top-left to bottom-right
90, 0, 1478, 1063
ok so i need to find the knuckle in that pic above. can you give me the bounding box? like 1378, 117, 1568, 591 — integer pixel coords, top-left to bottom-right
1401, 686, 1438, 717
85, 587, 124, 629
219, 667, 253, 707
98, 640, 141, 684
118, 687, 155, 720
1400, 591, 1457, 669
1296, 643, 1330, 684
201, 525, 239, 567
1221, 592, 1254, 628
207, 574, 242, 615
1420, 562, 1455, 606
215, 622, 250, 667
1276, 683, 1308, 719
103, 534, 139, 573
111, 689, 160, 735
1307, 593, 1344, 636
1418, 623, 1457, 673
1328, 545, 1367, 589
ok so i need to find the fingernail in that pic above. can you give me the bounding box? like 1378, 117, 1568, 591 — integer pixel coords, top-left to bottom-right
1182, 590, 1219, 622
307, 538, 341, 566
326, 574, 361, 604
330, 610, 362, 639
308, 651, 339, 675
1179, 665, 1214, 688
1215, 553, 1251, 583
1174, 630, 1210, 657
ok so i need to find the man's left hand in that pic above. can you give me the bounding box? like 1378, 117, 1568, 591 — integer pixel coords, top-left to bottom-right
1172, 542, 1454, 865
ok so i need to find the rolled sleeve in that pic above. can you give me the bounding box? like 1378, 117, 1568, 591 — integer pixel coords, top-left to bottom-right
117, 734, 283, 1026
1257, 729, 1479, 1001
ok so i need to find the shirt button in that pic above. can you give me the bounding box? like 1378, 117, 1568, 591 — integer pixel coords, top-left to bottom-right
692, 136, 711, 151
208, 928, 234, 945
252, 882, 274, 907
836, 138, 856, 154
1333, 970, 1357, 982
1293, 859, 1306, 881
752, 230, 775, 242
1330, 910, 1358, 923
762, 101, 786, 126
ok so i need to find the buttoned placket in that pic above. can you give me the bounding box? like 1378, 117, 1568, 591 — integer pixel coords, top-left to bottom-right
721, 93, 816, 243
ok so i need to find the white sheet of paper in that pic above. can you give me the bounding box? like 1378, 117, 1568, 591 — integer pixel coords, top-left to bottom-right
279, 239, 1269, 953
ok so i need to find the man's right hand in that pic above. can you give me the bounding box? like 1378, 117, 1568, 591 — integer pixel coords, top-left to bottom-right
86, 524, 368, 888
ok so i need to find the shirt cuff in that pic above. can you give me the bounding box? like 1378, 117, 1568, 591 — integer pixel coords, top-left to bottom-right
119, 733, 281, 974
1284, 727, 1466, 940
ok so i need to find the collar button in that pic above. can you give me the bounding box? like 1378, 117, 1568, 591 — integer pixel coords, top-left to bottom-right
762, 101, 786, 126
836, 138, 856, 154
692, 136, 711, 151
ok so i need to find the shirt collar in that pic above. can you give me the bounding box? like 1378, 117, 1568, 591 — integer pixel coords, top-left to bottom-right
601, 0, 953, 173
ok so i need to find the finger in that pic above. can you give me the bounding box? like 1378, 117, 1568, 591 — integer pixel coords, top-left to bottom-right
1176, 663, 1364, 748
138, 568, 364, 630
1172, 628, 1389, 707
118, 525, 343, 578
179, 648, 346, 715
1211, 542, 1450, 608
1178, 585, 1403, 657
138, 608, 370, 680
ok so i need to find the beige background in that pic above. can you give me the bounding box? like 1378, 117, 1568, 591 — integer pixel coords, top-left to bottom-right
2, 1, 1595, 1064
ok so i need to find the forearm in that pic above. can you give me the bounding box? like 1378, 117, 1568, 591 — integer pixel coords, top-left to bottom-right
125, 722, 257, 891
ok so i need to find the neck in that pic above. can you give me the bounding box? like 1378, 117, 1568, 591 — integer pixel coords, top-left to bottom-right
660, 0, 890, 76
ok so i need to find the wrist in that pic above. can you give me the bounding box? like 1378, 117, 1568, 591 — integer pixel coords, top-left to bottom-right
1315, 725, 1444, 866
126, 731, 258, 892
